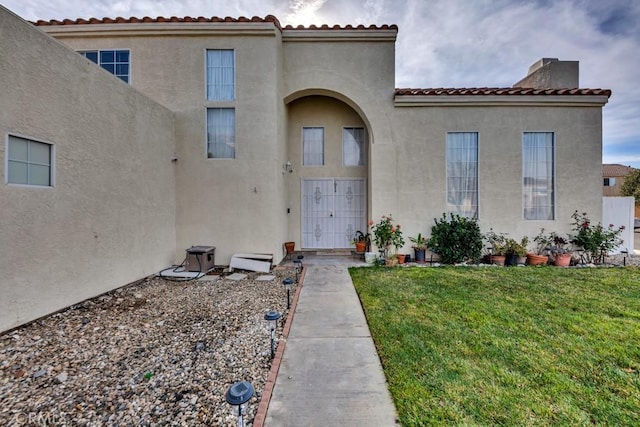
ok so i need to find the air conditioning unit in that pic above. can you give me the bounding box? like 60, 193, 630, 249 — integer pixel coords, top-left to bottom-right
185, 246, 216, 272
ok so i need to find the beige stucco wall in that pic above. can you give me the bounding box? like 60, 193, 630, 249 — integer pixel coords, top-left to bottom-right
0, 7, 176, 331
384, 103, 604, 253
49, 24, 289, 264
285, 96, 367, 247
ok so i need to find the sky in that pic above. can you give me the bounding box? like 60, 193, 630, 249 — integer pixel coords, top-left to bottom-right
3, 0, 638, 167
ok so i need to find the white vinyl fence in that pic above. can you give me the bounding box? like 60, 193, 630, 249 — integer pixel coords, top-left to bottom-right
602, 196, 635, 254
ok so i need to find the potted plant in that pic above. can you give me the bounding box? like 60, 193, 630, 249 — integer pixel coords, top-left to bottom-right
484, 229, 507, 266
409, 233, 428, 263
504, 237, 529, 266
528, 229, 552, 265
550, 232, 572, 266
370, 215, 403, 261
352, 230, 370, 253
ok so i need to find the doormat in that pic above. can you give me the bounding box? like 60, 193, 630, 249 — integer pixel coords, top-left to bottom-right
316, 250, 352, 256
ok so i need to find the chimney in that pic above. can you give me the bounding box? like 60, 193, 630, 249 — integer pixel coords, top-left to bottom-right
513, 58, 579, 89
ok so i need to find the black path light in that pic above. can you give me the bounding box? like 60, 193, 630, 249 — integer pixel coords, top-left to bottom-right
264, 310, 282, 359
621, 248, 629, 266
487, 246, 493, 265
225, 381, 254, 427
282, 277, 294, 309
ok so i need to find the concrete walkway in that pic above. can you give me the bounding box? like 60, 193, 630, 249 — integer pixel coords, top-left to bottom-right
265, 255, 398, 426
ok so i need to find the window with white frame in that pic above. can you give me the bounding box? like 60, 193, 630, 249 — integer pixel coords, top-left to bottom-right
206, 50, 235, 101
604, 177, 616, 186
7, 135, 53, 186
523, 132, 554, 220
343, 127, 365, 166
79, 50, 130, 83
446, 132, 478, 218
303, 127, 324, 166
207, 108, 235, 159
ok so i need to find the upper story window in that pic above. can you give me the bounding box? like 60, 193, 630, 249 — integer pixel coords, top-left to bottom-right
6, 134, 53, 187
343, 127, 366, 166
446, 132, 478, 218
303, 127, 324, 166
207, 108, 236, 159
206, 50, 235, 101
604, 177, 616, 186
523, 132, 555, 220
79, 50, 130, 83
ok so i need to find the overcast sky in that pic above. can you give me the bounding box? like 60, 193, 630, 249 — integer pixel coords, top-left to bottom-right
3, 0, 638, 167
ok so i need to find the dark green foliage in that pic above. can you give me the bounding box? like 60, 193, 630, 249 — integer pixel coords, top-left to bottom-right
620, 168, 640, 203
428, 213, 483, 264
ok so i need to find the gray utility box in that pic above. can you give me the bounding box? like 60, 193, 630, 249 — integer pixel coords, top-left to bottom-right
185, 246, 216, 272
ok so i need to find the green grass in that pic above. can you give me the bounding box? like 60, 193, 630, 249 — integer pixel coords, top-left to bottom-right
350, 267, 640, 426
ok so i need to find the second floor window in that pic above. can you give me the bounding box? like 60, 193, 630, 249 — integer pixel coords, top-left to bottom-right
303, 127, 324, 166
523, 132, 555, 220
79, 50, 130, 83
206, 50, 235, 101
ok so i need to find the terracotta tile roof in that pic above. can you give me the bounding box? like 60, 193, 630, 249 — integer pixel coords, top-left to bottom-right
32, 15, 398, 31
395, 87, 612, 97
603, 164, 636, 177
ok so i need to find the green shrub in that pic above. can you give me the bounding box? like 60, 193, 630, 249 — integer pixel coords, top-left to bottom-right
428, 213, 483, 264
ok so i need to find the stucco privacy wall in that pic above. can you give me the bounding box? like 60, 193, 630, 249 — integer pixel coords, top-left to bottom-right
49, 23, 288, 265
387, 102, 605, 248
0, 7, 176, 331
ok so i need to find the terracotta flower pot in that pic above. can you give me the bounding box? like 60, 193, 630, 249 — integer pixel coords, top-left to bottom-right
553, 253, 572, 267
397, 254, 406, 264
284, 241, 295, 254
526, 253, 548, 266
491, 255, 506, 266
355, 241, 366, 253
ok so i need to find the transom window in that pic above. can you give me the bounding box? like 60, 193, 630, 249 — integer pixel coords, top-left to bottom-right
523, 132, 555, 220
206, 50, 235, 101
446, 132, 478, 218
79, 49, 130, 83
207, 108, 235, 159
303, 127, 324, 166
6, 135, 53, 187
343, 127, 366, 166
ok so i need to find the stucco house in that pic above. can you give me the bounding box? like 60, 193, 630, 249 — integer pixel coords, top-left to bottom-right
603, 163, 635, 197
0, 6, 610, 331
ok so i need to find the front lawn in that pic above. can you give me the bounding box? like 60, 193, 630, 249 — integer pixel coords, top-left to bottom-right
350, 267, 640, 426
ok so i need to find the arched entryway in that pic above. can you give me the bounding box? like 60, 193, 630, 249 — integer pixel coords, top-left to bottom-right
285, 94, 371, 249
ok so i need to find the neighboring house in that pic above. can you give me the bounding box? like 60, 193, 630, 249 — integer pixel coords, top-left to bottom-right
603, 164, 635, 197
0, 6, 610, 331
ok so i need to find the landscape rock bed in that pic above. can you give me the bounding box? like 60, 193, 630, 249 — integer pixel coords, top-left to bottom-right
0, 270, 295, 426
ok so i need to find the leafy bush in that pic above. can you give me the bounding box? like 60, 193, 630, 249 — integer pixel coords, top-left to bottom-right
428, 213, 483, 264
570, 211, 624, 264
370, 214, 404, 254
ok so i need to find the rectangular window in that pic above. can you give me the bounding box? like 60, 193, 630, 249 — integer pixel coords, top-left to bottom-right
343, 127, 366, 166
523, 132, 554, 220
6, 135, 53, 186
604, 177, 616, 186
79, 49, 130, 83
446, 132, 478, 218
207, 108, 235, 159
206, 50, 235, 101
303, 127, 324, 166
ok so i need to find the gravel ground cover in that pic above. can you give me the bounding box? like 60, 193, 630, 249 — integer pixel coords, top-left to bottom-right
0, 269, 296, 426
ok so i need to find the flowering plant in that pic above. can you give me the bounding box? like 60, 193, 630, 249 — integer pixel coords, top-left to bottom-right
369, 214, 404, 254
570, 211, 624, 264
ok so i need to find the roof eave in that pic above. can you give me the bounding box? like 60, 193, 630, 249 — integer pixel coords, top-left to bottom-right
394, 94, 610, 107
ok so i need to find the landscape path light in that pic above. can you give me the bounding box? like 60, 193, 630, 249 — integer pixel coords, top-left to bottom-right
282, 277, 294, 309
264, 310, 282, 359
294, 255, 304, 282
621, 249, 629, 266
225, 380, 254, 427
487, 246, 493, 264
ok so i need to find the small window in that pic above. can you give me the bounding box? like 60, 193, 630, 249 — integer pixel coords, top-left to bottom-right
343, 127, 365, 166
79, 49, 130, 83
206, 50, 235, 101
6, 135, 53, 186
207, 108, 235, 159
303, 127, 324, 166
604, 177, 616, 186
